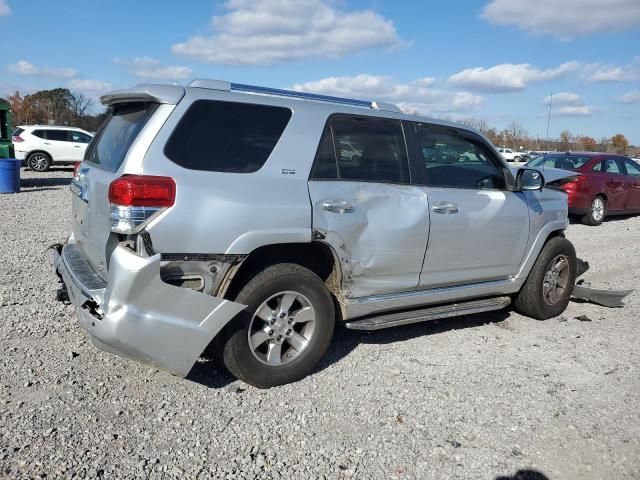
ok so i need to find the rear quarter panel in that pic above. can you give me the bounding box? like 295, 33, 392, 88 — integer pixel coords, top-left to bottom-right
140, 90, 328, 255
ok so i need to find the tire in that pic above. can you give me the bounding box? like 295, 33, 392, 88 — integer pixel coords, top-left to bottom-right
513, 156, 521, 162
27, 152, 52, 172
513, 237, 576, 320
222, 263, 335, 388
581, 196, 606, 226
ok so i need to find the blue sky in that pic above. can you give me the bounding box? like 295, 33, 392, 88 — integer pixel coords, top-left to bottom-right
1, 0, 639, 143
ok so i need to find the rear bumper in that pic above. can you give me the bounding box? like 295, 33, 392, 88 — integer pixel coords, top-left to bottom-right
53, 242, 246, 376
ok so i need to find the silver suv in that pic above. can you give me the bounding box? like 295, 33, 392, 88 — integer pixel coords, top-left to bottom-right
53, 79, 577, 388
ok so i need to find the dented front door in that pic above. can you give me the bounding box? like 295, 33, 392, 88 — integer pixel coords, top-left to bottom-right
309, 181, 429, 298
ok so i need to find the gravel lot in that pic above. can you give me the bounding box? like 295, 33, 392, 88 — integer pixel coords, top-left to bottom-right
1, 168, 639, 480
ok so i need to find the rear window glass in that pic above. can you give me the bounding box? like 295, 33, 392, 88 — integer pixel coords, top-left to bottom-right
12, 128, 24, 137
86, 103, 157, 172
164, 100, 292, 173
529, 154, 592, 170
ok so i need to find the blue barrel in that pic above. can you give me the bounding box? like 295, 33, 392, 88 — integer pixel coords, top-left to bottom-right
0, 159, 21, 194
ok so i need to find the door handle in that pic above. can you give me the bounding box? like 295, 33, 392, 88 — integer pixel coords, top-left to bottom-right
322, 200, 354, 214
74, 145, 81, 148
44, 142, 51, 145
432, 202, 459, 214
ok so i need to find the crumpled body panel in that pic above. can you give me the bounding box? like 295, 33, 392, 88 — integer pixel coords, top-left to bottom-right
55, 243, 246, 376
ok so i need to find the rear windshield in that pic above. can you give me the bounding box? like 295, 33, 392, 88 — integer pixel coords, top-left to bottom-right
85, 102, 157, 172
164, 100, 292, 173
12, 128, 24, 137
529, 154, 592, 170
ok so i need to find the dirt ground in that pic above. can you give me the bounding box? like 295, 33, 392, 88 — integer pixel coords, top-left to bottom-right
0, 168, 638, 479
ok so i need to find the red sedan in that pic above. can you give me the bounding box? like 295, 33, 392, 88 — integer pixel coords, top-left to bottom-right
527, 152, 640, 225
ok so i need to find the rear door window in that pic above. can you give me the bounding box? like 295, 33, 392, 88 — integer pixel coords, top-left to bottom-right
45, 130, 69, 142
86, 102, 157, 172
603, 158, 622, 175
310, 115, 409, 184
164, 100, 292, 173
32, 130, 46, 139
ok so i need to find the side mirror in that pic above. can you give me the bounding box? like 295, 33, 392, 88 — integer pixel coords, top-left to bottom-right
516, 168, 545, 191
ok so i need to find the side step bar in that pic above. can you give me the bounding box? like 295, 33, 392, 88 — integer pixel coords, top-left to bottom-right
344, 296, 511, 331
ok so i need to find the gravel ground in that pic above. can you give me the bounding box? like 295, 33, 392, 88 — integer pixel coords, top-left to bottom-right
1, 168, 639, 480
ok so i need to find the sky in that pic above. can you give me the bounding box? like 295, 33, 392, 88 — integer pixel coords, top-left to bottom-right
1, 0, 639, 143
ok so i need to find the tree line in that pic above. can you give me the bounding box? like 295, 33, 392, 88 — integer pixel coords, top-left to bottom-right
7, 88, 107, 133
460, 118, 634, 155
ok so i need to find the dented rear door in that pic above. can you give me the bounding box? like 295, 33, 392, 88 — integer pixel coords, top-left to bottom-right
308, 115, 429, 298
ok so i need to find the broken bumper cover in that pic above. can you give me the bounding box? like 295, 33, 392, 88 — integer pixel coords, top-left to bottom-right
53, 243, 246, 377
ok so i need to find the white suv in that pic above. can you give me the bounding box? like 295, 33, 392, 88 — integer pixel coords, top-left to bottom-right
13, 125, 93, 171
497, 148, 522, 162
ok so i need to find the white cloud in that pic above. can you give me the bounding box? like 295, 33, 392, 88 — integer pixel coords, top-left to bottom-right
543, 92, 583, 106
615, 90, 640, 104
172, 0, 403, 65
448, 62, 578, 93
580, 58, 640, 83
0, 0, 10, 16
555, 105, 596, 117
114, 57, 192, 81
67, 79, 113, 94
8, 60, 77, 79
481, 0, 640, 39
292, 74, 485, 116
542, 92, 596, 116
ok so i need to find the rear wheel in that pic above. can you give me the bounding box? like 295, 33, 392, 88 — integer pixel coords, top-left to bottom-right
514, 237, 576, 319
26, 152, 52, 172
582, 196, 606, 226
222, 263, 335, 388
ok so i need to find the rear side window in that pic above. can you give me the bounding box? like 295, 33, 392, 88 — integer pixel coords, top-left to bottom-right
46, 130, 68, 142
86, 102, 157, 172
164, 100, 292, 173
32, 130, 46, 139
310, 115, 409, 184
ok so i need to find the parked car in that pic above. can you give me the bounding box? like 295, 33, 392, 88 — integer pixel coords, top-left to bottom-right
53, 80, 577, 388
526, 152, 640, 225
497, 148, 522, 162
13, 125, 93, 171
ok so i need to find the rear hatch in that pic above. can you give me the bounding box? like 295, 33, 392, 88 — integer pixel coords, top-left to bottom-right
71, 102, 158, 277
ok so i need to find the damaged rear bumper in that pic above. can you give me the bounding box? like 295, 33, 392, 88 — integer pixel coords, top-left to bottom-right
53, 242, 246, 376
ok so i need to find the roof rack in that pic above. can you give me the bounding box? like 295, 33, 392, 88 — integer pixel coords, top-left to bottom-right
188, 79, 402, 113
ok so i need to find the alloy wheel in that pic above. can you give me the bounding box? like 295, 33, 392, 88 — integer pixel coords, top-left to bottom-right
29, 154, 49, 171
247, 291, 317, 366
591, 198, 604, 222
542, 254, 570, 305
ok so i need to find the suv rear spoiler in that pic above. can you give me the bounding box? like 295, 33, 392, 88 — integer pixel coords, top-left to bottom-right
101, 84, 186, 107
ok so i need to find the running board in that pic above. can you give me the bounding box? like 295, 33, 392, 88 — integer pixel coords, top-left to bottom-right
344, 296, 511, 331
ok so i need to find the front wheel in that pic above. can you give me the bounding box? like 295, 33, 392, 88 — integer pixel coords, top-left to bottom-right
514, 237, 576, 319
222, 263, 335, 388
582, 196, 606, 226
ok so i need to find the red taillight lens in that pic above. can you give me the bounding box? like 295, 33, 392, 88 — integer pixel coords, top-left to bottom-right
108, 175, 176, 207
12, 135, 24, 143
73, 162, 81, 177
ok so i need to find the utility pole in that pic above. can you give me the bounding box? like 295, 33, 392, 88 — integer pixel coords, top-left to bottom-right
546, 92, 553, 142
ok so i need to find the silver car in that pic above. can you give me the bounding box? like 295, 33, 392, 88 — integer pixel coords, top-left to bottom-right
53, 79, 577, 387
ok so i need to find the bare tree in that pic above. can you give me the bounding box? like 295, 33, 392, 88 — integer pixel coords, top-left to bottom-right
69, 91, 92, 118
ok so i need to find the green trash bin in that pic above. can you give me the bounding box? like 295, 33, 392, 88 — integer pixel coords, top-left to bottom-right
0, 97, 15, 159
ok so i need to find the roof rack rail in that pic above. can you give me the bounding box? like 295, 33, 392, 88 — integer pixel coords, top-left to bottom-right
187, 79, 402, 113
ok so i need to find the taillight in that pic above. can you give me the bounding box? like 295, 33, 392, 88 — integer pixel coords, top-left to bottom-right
73, 162, 81, 177
12, 135, 24, 143
562, 176, 583, 192
108, 175, 176, 234
109, 175, 175, 207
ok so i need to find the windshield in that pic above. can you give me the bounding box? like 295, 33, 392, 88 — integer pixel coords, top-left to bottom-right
85, 102, 157, 172
528, 154, 592, 171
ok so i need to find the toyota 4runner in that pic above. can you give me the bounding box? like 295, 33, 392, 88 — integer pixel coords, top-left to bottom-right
53, 79, 577, 388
